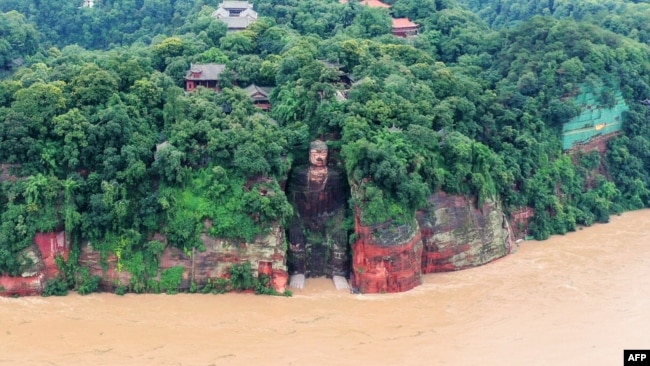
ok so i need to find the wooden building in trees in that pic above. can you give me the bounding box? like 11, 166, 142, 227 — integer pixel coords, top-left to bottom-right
392, 18, 419, 37
185, 63, 227, 92
318, 60, 356, 86
339, 0, 391, 8
243, 84, 273, 111
212, 1, 258, 31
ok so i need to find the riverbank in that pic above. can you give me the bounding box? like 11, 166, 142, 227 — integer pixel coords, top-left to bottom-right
1, 209, 648, 366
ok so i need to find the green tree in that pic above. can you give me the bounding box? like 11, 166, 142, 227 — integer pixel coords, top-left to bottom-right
0, 11, 40, 70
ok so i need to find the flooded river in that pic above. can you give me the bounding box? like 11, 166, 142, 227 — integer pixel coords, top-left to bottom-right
2, 210, 649, 366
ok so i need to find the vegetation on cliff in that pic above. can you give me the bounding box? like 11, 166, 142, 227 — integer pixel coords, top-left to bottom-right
2, 0, 650, 292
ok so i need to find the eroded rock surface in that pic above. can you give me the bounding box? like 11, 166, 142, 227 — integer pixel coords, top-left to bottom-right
351, 214, 423, 293
1, 232, 68, 297
418, 192, 514, 273
350, 191, 517, 293
80, 225, 289, 293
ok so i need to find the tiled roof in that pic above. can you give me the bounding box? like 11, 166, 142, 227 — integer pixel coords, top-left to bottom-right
218, 16, 256, 29
213, 7, 229, 18
185, 64, 227, 81
240, 8, 258, 19
220, 1, 253, 10
318, 60, 345, 70
392, 17, 418, 28
243, 84, 273, 100
212, 4, 258, 30
340, 0, 391, 8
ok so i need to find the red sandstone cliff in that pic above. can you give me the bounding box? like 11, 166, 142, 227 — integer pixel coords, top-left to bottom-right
78, 245, 132, 291
79, 225, 288, 294
164, 224, 288, 293
510, 207, 534, 240
417, 192, 514, 274
351, 191, 516, 293
4, 194, 520, 296
0, 232, 69, 297
351, 213, 423, 293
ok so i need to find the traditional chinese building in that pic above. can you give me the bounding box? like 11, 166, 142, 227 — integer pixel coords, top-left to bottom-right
243, 84, 273, 111
184, 63, 227, 92
318, 60, 356, 86
81, 0, 95, 8
212, 1, 258, 31
339, 0, 391, 8
392, 17, 419, 37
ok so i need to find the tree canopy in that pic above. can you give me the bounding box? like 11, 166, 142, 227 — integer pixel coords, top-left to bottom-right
3, 0, 650, 278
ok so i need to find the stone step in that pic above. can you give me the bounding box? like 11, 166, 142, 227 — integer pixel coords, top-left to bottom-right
289, 274, 305, 289
332, 275, 350, 290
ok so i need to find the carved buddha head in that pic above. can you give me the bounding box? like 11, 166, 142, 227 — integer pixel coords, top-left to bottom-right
309, 140, 328, 168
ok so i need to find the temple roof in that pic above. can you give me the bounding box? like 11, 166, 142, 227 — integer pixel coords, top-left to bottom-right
392, 17, 419, 28
243, 84, 273, 100
217, 16, 257, 29
340, 0, 390, 8
185, 64, 226, 81
220, 1, 253, 10
212, 1, 257, 29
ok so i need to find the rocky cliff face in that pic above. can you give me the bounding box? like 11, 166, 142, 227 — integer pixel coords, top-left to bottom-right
418, 192, 514, 273
350, 191, 515, 293
510, 207, 534, 240
78, 244, 132, 291
351, 214, 423, 293
0, 232, 68, 297
166, 224, 288, 293
3, 193, 517, 296
80, 225, 289, 293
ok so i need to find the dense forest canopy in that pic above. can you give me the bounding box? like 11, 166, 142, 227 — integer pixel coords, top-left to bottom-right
458, 0, 650, 42
2, 0, 650, 292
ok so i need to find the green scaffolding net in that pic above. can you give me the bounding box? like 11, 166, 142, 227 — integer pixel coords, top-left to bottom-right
562, 85, 627, 150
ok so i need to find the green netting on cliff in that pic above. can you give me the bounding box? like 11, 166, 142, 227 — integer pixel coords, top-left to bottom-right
562, 85, 628, 150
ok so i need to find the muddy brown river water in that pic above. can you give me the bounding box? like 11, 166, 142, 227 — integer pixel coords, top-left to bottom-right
2, 210, 649, 366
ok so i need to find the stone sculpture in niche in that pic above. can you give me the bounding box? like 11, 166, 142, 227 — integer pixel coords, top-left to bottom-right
286, 140, 349, 289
